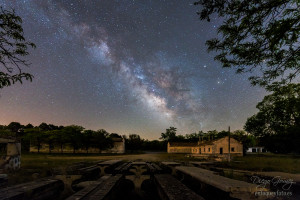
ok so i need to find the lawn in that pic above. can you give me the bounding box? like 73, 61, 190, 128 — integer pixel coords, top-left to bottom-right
217, 153, 300, 174
6, 152, 190, 185
5, 152, 300, 185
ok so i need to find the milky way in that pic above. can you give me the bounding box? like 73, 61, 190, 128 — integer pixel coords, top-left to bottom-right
0, 0, 266, 139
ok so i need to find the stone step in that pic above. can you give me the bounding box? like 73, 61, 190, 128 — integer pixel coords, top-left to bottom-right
0, 178, 63, 200
175, 166, 268, 199
154, 174, 205, 200
66, 174, 122, 200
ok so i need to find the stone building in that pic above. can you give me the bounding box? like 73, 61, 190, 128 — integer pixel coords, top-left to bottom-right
246, 146, 267, 153
30, 137, 125, 154
168, 136, 243, 157
0, 137, 21, 171
167, 142, 198, 153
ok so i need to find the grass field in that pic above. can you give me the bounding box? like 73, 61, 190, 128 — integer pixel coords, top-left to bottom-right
7, 152, 190, 185
217, 153, 300, 174
5, 152, 300, 185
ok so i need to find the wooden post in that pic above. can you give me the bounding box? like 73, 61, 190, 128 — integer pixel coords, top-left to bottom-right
228, 126, 231, 162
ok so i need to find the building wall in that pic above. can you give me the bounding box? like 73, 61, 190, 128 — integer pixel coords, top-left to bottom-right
168, 147, 193, 153
167, 143, 194, 153
7, 143, 21, 156
213, 137, 243, 156
199, 145, 213, 155
247, 147, 267, 153
1, 143, 21, 171
30, 140, 125, 154
167, 136, 243, 157
192, 147, 199, 154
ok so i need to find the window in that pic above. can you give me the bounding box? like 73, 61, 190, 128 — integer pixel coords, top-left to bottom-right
208, 148, 210, 152
204, 148, 205, 152
231, 147, 235, 152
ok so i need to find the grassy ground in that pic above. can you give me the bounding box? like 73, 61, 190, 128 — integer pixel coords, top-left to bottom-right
6, 152, 190, 185
4, 152, 300, 185
217, 153, 300, 173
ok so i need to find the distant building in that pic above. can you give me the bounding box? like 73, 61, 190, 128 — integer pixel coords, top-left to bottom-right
168, 136, 243, 157
30, 137, 125, 154
246, 146, 267, 153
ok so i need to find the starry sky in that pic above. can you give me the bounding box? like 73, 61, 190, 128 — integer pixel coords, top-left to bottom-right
0, 0, 266, 139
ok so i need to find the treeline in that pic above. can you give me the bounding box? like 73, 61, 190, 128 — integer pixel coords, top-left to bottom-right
0, 122, 116, 153
0, 122, 256, 154
0, 122, 167, 153
124, 134, 165, 152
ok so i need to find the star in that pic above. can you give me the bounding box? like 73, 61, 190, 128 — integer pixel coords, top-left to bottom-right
0, 0, 267, 138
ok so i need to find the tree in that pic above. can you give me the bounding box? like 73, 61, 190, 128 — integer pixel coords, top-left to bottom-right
53, 129, 68, 153
126, 134, 143, 151
25, 123, 34, 129
48, 124, 59, 130
39, 122, 50, 131
7, 122, 22, 133
63, 125, 84, 153
194, 0, 300, 89
207, 130, 219, 139
92, 129, 113, 153
141, 140, 165, 151
185, 131, 205, 142
24, 128, 44, 153
44, 130, 55, 153
110, 133, 122, 139
82, 130, 94, 153
160, 127, 177, 142
244, 83, 300, 153
232, 130, 256, 155
216, 130, 229, 138
0, 128, 14, 138
0, 7, 36, 88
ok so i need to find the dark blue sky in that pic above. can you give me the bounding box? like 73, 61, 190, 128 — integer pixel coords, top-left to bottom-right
0, 0, 266, 139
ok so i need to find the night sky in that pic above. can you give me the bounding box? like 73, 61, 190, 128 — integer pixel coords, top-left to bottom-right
0, 0, 266, 139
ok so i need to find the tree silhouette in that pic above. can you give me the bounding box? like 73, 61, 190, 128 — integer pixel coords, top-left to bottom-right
0, 7, 36, 88
63, 125, 84, 153
126, 134, 143, 151
82, 130, 94, 153
160, 127, 177, 142
194, 0, 299, 90
24, 128, 44, 153
7, 122, 22, 133
92, 129, 113, 153
245, 83, 300, 153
